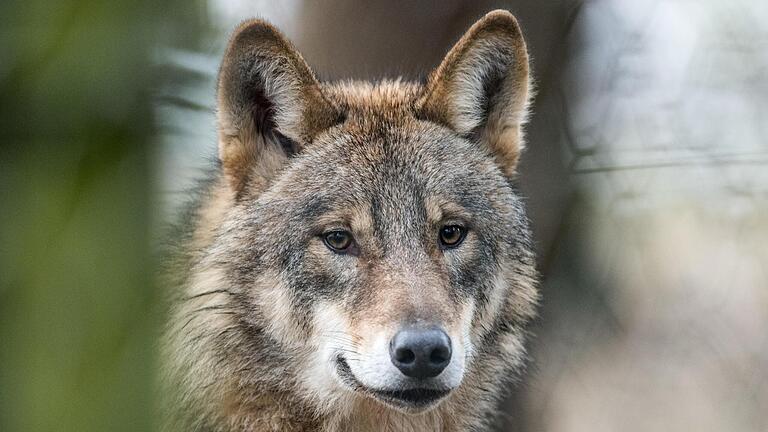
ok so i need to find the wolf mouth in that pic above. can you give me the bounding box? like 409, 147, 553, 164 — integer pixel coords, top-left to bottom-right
370, 388, 451, 409
335, 356, 452, 410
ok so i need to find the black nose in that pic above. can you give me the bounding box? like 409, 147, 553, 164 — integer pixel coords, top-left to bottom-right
389, 327, 452, 379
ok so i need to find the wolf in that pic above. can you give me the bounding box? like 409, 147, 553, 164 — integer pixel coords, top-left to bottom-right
162, 9, 539, 432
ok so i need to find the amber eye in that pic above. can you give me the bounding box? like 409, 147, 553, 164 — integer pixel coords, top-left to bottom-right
439, 225, 466, 248
323, 230, 354, 253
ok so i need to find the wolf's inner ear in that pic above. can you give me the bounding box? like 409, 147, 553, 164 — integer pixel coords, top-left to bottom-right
217, 20, 343, 193
417, 10, 531, 176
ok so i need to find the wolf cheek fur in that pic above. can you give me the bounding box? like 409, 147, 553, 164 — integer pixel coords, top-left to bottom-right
163, 9, 539, 432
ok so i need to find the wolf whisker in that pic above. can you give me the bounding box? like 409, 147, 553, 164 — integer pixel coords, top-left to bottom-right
182, 289, 235, 301
176, 309, 237, 334
187, 304, 235, 314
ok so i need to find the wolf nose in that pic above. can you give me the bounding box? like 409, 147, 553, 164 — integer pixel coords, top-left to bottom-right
389, 327, 452, 379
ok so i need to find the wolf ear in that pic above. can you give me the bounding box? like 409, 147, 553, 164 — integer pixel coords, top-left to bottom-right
217, 20, 342, 193
417, 10, 531, 176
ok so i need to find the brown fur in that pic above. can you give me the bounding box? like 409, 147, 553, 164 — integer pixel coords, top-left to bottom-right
163, 10, 538, 432
417, 11, 531, 176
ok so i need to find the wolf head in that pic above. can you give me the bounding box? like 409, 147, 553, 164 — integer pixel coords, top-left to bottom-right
170, 10, 538, 422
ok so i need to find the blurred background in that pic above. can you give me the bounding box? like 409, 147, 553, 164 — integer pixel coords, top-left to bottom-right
1, 1, 766, 431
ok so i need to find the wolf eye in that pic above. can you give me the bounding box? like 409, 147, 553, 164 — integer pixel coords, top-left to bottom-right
323, 230, 355, 253
439, 225, 466, 248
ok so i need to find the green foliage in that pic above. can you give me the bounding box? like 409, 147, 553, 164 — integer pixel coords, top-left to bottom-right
0, 1, 202, 431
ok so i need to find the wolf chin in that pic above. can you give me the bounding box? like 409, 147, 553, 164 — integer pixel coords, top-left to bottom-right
162, 9, 539, 432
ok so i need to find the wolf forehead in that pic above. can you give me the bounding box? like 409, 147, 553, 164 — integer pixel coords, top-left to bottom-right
257, 129, 512, 247
261, 80, 513, 209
